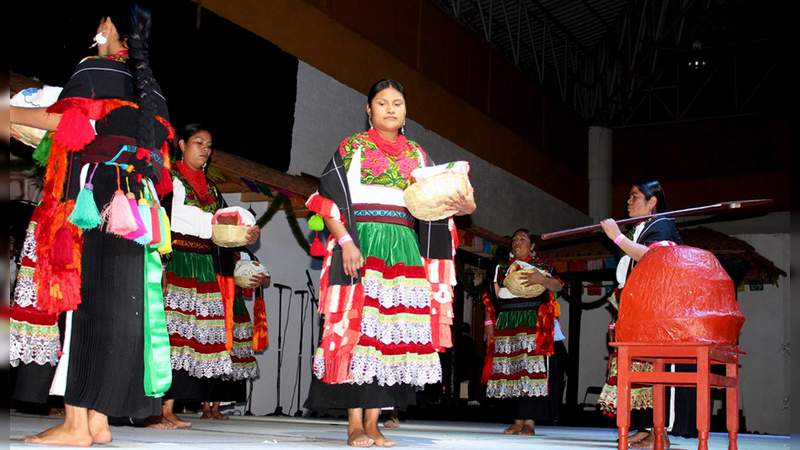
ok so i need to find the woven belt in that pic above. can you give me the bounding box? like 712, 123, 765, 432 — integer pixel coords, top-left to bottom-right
353, 204, 415, 228
495, 297, 544, 313
172, 232, 213, 254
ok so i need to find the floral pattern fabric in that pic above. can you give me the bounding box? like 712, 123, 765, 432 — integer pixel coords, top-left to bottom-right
339, 132, 424, 190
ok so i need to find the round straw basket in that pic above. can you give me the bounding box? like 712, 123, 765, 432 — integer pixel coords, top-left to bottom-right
503, 269, 549, 298
404, 172, 471, 221
211, 224, 250, 248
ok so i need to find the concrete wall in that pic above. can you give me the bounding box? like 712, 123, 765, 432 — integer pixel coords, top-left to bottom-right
289, 61, 589, 236
222, 194, 321, 416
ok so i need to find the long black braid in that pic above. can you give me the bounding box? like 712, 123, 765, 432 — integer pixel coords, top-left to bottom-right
126, 4, 160, 153
103, 3, 164, 178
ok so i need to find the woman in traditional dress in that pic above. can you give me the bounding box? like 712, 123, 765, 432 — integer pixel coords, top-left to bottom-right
304, 79, 475, 447
9, 4, 174, 445
152, 124, 261, 428
484, 229, 564, 436
597, 179, 686, 449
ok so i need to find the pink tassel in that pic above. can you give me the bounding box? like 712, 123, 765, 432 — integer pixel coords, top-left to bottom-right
103, 189, 139, 236
123, 194, 147, 241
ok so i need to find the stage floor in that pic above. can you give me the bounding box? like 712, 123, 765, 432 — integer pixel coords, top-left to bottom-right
9, 413, 789, 449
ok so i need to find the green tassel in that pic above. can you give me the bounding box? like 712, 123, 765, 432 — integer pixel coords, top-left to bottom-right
33, 132, 53, 167
68, 182, 103, 230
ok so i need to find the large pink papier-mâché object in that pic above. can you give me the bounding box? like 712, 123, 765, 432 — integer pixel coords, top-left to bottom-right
616, 245, 745, 344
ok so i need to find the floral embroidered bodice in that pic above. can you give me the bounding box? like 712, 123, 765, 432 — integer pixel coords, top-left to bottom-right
339, 132, 425, 190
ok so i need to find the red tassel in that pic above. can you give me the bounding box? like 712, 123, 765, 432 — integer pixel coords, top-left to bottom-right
154, 166, 173, 197
252, 294, 268, 352
310, 233, 326, 257
51, 225, 77, 268
54, 108, 95, 151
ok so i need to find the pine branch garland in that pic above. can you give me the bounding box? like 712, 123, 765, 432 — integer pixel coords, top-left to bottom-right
255, 194, 311, 254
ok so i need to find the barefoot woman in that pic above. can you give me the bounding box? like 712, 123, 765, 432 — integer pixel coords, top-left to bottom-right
303, 79, 474, 447
9, 3, 174, 445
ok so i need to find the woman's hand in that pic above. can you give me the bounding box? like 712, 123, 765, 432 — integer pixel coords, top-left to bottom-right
342, 242, 364, 278
445, 187, 476, 216
600, 218, 622, 241
245, 226, 261, 245
520, 270, 548, 287
247, 273, 271, 288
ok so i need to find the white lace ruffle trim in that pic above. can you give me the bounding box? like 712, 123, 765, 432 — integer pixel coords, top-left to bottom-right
233, 325, 253, 340
164, 291, 225, 317
13, 271, 37, 309
493, 334, 537, 354
360, 314, 432, 345
228, 364, 259, 381
486, 378, 549, 398
171, 350, 232, 379
167, 318, 227, 345
491, 356, 547, 375
10, 333, 60, 367
362, 278, 430, 309
312, 353, 442, 387
22, 226, 37, 262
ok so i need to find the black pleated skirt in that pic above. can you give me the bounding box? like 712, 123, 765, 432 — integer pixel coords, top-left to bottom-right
304, 377, 417, 413
168, 369, 246, 403
63, 166, 160, 418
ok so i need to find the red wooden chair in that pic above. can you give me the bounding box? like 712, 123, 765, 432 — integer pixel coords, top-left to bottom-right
612, 342, 742, 450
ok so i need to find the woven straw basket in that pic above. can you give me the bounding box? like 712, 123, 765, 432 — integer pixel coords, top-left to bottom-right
211, 224, 250, 248
404, 171, 472, 221
503, 269, 551, 298
11, 124, 47, 148
234, 260, 269, 288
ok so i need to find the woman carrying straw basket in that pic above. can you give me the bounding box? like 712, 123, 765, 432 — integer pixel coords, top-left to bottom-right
485, 228, 565, 436
9, 4, 174, 445
148, 123, 263, 429
303, 79, 475, 447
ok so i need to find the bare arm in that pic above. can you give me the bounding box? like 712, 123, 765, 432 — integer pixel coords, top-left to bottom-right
324, 217, 363, 278
10, 106, 62, 131
324, 217, 348, 242
600, 218, 649, 261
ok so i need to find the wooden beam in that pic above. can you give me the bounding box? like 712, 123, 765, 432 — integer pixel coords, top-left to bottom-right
239, 192, 271, 203
210, 150, 318, 198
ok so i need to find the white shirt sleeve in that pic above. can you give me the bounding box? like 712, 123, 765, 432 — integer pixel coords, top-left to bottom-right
170, 178, 214, 239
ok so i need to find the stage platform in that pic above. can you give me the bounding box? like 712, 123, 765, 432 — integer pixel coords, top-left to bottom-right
9, 412, 789, 449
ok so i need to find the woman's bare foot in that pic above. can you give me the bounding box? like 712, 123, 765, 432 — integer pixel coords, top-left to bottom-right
519, 420, 535, 436
88, 410, 112, 444
162, 399, 192, 428
163, 412, 192, 428
504, 420, 524, 435
365, 427, 395, 448
627, 430, 651, 443
211, 409, 229, 420
25, 422, 93, 447
347, 429, 375, 448
145, 416, 179, 430
383, 416, 400, 429
630, 431, 670, 449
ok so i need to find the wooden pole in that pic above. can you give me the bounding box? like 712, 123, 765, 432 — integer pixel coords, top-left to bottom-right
541, 199, 773, 240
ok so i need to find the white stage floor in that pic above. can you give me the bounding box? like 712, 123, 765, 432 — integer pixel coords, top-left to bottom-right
9, 413, 789, 449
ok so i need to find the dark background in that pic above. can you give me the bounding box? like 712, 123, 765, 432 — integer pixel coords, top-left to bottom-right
9, 0, 299, 171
